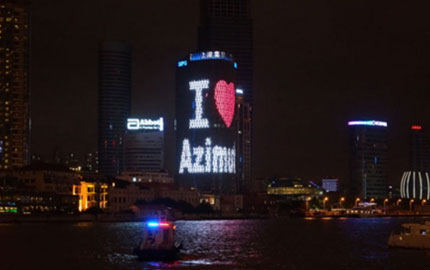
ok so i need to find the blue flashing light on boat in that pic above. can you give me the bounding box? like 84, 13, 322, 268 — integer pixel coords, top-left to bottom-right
147, 221, 160, 227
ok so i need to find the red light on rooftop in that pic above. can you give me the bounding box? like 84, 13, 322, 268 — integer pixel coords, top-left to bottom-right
411, 125, 422, 130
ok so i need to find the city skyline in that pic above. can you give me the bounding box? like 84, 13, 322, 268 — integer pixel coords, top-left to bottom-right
29, 0, 430, 184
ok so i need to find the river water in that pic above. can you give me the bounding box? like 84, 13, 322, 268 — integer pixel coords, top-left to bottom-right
0, 217, 429, 270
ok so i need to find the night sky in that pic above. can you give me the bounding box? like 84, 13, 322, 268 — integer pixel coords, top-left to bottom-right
31, 0, 430, 185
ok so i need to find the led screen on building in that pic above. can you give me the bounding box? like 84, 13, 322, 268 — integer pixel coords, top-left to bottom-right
176, 51, 237, 193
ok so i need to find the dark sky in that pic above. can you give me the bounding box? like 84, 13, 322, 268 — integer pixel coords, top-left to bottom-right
31, 0, 430, 185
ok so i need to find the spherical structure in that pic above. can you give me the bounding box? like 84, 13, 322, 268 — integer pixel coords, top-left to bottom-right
400, 171, 430, 199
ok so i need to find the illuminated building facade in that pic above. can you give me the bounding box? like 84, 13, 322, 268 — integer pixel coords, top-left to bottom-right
348, 120, 388, 199
0, 2, 30, 169
400, 125, 430, 200
72, 181, 108, 212
98, 41, 131, 176
266, 177, 324, 200
176, 51, 237, 193
123, 118, 164, 172
199, 0, 255, 192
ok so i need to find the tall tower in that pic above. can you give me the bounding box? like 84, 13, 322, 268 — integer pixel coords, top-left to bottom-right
410, 125, 430, 172
176, 51, 237, 194
0, 1, 31, 169
198, 0, 254, 193
348, 120, 388, 200
399, 125, 430, 200
98, 41, 131, 176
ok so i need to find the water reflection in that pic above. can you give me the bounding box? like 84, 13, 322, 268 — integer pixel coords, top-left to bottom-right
0, 218, 428, 269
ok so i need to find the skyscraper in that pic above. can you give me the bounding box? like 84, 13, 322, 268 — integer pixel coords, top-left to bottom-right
176, 51, 237, 193
410, 125, 430, 172
235, 88, 252, 193
198, 0, 254, 192
399, 125, 430, 200
348, 120, 388, 200
98, 41, 131, 176
0, 2, 31, 169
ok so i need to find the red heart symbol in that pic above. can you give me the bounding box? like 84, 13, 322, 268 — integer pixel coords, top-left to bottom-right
214, 80, 235, 128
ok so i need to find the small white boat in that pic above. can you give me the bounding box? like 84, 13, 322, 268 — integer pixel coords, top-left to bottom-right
388, 221, 430, 249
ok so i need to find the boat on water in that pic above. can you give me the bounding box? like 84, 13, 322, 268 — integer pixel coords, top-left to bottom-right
134, 220, 182, 261
388, 221, 430, 249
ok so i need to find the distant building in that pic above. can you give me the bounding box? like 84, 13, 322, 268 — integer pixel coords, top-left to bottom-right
83, 151, 98, 173
0, 163, 80, 195
108, 180, 201, 212
400, 125, 430, 200
0, 2, 31, 169
199, 0, 255, 192
322, 178, 339, 192
63, 152, 81, 171
410, 125, 430, 172
266, 177, 324, 200
98, 41, 132, 176
348, 120, 388, 200
199, 0, 253, 106
123, 118, 164, 172
236, 88, 252, 193
118, 171, 173, 184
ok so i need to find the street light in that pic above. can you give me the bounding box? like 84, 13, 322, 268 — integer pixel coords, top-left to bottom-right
422, 199, 427, 206
339, 197, 345, 208
370, 198, 375, 203
305, 196, 312, 211
384, 198, 389, 214
396, 199, 402, 206
355, 198, 360, 207
384, 198, 389, 207
323, 197, 329, 210
409, 199, 414, 212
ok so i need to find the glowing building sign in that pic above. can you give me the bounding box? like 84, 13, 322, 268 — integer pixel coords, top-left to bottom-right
176, 52, 238, 193
127, 118, 164, 131
189, 80, 210, 129
347, 120, 387, 127
179, 78, 236, 174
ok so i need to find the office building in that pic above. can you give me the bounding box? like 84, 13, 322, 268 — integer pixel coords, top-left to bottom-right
83, 151, 98, 173
199, 0, 254, 191
409, 125, 430, 172
235, 88, 252, 193
176, 51, 237, 193
123, 117, 164, 172
0, 2, 31, 169
400, 125, 430, 200
348, 120, 388, 199
98, 41, 131, 176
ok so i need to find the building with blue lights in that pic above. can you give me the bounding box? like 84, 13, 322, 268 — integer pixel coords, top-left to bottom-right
98, 41, 132, 176
348, 120, 388, 199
